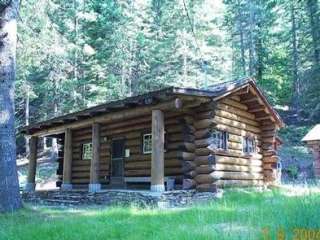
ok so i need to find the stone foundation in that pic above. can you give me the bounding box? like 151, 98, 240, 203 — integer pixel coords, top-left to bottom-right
22, 190, 221, 208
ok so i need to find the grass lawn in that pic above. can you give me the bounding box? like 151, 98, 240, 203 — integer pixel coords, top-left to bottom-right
1, 187, 320, 240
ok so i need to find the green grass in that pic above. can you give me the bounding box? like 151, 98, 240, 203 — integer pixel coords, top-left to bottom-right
1, 188, 320, 240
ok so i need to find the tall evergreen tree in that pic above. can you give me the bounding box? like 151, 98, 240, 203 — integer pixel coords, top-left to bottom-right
0, 0, 22, 212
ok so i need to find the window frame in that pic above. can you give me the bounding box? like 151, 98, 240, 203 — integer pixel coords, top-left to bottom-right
210, 129, 228, 151
242, 136, 256, 154
141, 131, 167, 154
82, 142, 93, 160
142, 133, 152, 154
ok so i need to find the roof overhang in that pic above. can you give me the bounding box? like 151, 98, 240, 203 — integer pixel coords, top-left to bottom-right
21, 87, 212, 137
211, 78, 284, 128
21, 77, 284, 137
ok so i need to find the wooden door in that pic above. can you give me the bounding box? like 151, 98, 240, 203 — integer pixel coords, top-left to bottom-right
110, 138, 125, 188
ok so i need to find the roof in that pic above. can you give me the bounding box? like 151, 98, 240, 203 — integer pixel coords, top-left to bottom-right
22, 77, 284, 136
302, 124, 320, 142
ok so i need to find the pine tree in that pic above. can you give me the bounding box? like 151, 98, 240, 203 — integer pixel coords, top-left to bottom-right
0, 0, 22, 212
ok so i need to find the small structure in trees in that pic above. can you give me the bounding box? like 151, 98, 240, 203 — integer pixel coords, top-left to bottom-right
21, 78, 284, 193
302, 124, 320, 179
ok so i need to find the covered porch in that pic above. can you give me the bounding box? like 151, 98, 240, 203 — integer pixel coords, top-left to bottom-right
22, 88, 210, 193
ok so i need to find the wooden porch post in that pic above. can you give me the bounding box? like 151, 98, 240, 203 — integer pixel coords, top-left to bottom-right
151, 109, 165, 192
61, 128, 73, 190
25, 136, 38, 192
89, 123, 101, 192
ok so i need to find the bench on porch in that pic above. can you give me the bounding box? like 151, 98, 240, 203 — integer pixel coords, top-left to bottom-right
124, 177, 176, 191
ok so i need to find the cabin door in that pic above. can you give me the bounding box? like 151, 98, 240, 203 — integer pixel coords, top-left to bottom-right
110, 138, 125, 188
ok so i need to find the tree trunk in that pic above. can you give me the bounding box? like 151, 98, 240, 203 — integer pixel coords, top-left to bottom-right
307, 0, 320, 66
51, 102, 58, 160
290, 1, 300, 113
25, 84, 30, 156
0, 0, 22, 212
237, 0, 246, 76
248, 0, 256, 77
182, 29, 188, 84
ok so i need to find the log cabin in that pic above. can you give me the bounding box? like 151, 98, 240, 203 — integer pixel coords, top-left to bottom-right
21, 78, 284, 192
302, 124, 320, 179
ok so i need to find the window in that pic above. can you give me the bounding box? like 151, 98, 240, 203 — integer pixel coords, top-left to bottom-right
243, 136, 256, 154
210, 129, 228, 150
143, 134, 152, 154
142, 132, 167, 154
82, 142, 93, 160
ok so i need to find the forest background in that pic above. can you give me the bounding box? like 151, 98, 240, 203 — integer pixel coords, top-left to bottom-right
16, 0, 320, 158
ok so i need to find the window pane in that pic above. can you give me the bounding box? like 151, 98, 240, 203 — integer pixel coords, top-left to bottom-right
243, 137, 255, 154
82, 143, 92, 160
143, 134, 152, 153
211, 129, 227, 150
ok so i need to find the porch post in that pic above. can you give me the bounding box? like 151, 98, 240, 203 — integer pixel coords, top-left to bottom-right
25, 136, 38, 192
61, 128, 73, 190
151, 109, 165, 192
89, 123, 101, 192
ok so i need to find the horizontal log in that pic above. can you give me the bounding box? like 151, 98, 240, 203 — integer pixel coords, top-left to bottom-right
261, 137, 275, 144
167, 133, 195, 142
215, 179, 264, 187
217, 103, 255, 120
31, 98, 188, 137
195, 155, 263, 166
71, 177, 108, 184
125, 159, 181, 170
196, 111, 215, 120
195, 147, 262, 159
261, 125, 277, 131
263, 163, 277, 170
73, 165, 109, 172
213, 116, 261, 134
221, 98, 248, 111
180, 116, 194, 125
215, 109, 259, 127
261, 130, 276, 138
195, 171, 263, 183
101, 120, 180, 137
166, 142, 195, 152
125, 168, 182, 177
263, 150, 276, 157
194, 119, 216, 130
263, 155, 278, 163
196, 163, 263, 174
100, 112, 185, 132
195, 129, 210, 139
72, 152, 110, 160
72, 171, 108, 178
230, 95, 241, 101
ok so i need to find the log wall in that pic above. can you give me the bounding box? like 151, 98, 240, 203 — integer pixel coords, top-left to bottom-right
61, 93, 280, 189
261, 121, 280, 184
193, 97, 269, 190
70, 112, 192, 185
